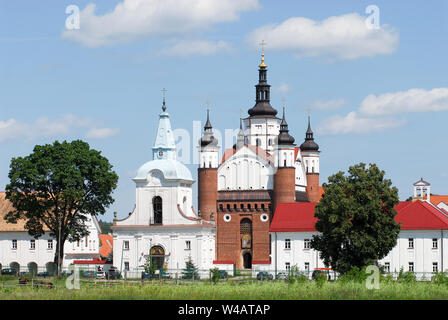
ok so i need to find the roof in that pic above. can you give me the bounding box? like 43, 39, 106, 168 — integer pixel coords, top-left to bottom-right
270, 202, 317, 232
430, 195, 448, 207
0, 192, 27, 231
99, 234, 113, 258
74, 257, 107, 265
133, 159, 193, 182
270, 200, 448, 233
413, 177, 430, 186
221, 145, 275, 165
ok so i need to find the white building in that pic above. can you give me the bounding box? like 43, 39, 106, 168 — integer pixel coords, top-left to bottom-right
112, 99, 216, 278
267, 180, 448, 279
0, 192, 102, 274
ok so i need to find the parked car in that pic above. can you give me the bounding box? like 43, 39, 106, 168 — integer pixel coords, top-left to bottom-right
81, 271, 95, 278
256, 271, 273, 281
96, 271, 106, 279
276, 272, 287, 280
36, 271, 50, 277
218, 270, 228, 279
1, 268, 18, 276
107, 267, 120, 280
141, 272, 152, 280
312, 268, 333, 280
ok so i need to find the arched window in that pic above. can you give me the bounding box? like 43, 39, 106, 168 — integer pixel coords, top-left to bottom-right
153, 196, 162, 225
256, 139, 261, 147
240, 218, 253, 250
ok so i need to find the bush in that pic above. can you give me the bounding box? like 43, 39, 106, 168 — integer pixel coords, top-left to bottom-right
210, 268, 220, 284
296, 274, 308, 284
432, 272, 448, 285
338, 266, 369, 283
315, 273, 327, 288
397, 268, 416, 283
286, 265, 299, 285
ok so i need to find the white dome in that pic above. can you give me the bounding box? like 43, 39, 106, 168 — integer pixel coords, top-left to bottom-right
134, 159, 194, 182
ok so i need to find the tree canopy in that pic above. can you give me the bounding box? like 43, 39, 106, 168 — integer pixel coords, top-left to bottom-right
310, 163, 400, 274
4, 140, 118, 274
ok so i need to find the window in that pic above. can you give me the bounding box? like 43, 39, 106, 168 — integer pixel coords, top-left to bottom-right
48, 239, 53, 250
12, 239, 17, 250
85, 236, 88, 247
408, 262, 414, 272
433, 262, 438, 273
124, 241, 129, 250
304, 262, 310, 273
384, 262, 390, 273
185, 241, 191, 250
408, 238, 414, 249
30, 239, 35, 250
433, 238, 438, 249
285, 239, 291, 250
124, 262, 129, 271
77, 240, 80, 247
153, 196, 163, 225
304, 239, 311, 249
285, 263, 290, 272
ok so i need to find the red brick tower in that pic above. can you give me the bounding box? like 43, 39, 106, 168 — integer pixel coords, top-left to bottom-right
198, 107, 219, 221
300, 115, 320, 203
273, 107, 296, 212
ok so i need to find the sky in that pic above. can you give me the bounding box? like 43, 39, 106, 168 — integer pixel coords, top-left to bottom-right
1, 0, 447, 222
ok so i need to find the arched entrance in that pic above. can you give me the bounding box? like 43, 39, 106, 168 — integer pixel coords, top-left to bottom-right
243, 252, 252, 269
28, 262, 38, 275
10, 262, 20, 275
46, 262, 56, 276
150, 245, 165, 270
240, 218, 253, 269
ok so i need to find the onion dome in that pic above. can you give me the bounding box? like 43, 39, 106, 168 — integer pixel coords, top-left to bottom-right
247, 53, 278, 118
199, 108, 218, 148
277, 107, 295, 145
300, 115, 319, 152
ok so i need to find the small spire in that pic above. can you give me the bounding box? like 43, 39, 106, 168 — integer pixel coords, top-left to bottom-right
259, 40, 267, 68
204, 101, 212, 130
161, 88, 167, 112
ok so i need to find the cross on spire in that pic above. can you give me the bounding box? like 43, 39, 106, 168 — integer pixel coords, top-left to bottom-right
161, 88, 167, 111
282, 98, 286, 108
259, 40, 267, 52
206, 99, 210, 112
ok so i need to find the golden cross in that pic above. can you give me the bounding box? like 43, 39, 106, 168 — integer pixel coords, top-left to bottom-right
259, 40, 267, 52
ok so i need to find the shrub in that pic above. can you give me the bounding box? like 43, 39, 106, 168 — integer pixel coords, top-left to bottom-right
397, 268, 416, 283
432, 272, 448, 285
296, 274, 308, 284
286, 265, 299, 285
315, 273, 327, 288
337, 266, 369, 283
210, 268, 220, 284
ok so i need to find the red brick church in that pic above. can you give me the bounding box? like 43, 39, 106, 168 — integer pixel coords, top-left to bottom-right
197, 53, 322, 270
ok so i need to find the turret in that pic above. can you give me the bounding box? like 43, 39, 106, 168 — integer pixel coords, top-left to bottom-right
300, 115, 320, 203
198, 105, 219, 221
273, 107, 296, 212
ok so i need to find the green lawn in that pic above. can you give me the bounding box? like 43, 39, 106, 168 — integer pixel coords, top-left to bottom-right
2, 278, 448, 300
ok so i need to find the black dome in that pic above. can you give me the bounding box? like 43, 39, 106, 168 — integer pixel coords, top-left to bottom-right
300, 116, 319, 152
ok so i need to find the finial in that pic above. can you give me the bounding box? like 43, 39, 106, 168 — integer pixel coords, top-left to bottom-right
259, 40, 267, 68
239, 109, 243, 130
161, 88, 167, 112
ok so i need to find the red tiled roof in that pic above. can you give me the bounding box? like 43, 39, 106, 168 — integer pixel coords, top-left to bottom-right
270, 202, 317, 232
99, 234, 113, 258
430, 195, 448, 206
270, 200, 448, 233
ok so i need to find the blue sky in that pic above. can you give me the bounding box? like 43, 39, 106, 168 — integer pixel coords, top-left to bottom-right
1, 0, 447, 221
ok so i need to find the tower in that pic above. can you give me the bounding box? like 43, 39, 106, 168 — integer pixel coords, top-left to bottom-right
300, 115, 320, 203
198, 106, 219, 221
273, 107, 296, 212
243, 52, 281, 152
413, 178, 431, 202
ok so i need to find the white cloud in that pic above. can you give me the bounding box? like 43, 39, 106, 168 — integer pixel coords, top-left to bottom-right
359, 88, 448, 116
86, 127, 120, 139
157, 40, 233, 57
317, 111, 405, 135
0, 115, 119, 143
62, 0, 260, 47
309, 98, 347, 110
247, 13, 399, 61
272, 83, 291, 94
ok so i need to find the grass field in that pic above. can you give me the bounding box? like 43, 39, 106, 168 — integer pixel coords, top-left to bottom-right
2, 278, 448, 300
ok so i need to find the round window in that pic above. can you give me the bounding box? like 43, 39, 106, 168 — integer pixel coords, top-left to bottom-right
260, 214, 269, 222
223, 214, 231, 222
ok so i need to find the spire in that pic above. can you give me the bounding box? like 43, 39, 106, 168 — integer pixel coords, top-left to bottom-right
199, 102, 218, 148
152, 94, 176, 160
277, 106, 295, 145
161, 88, 167, 112
247, 42, 278, 118
300, 114, 319, 152
236, 111, 245, 150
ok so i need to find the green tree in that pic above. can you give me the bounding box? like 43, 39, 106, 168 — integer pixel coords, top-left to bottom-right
99, 219, 113, 234
311, 163, 400, 275
4, 140, 118, 275
182, 256, 199, 280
